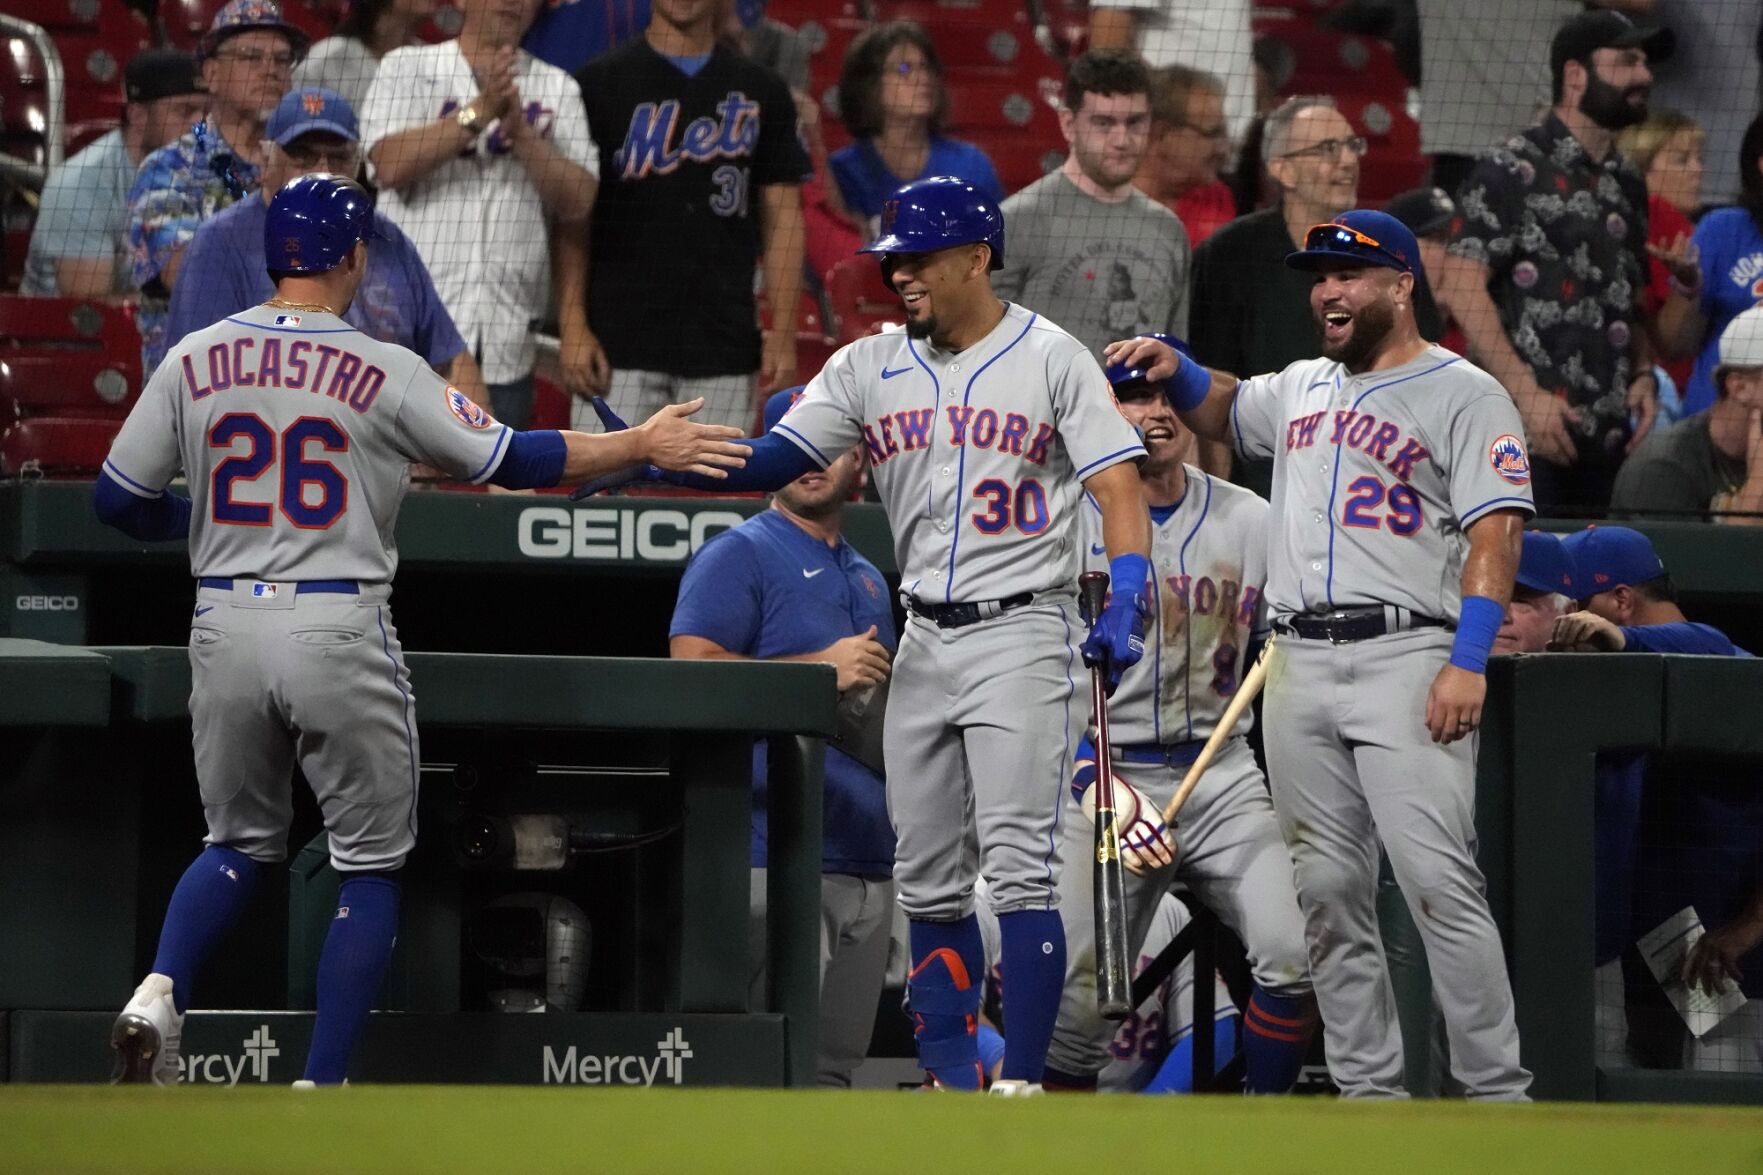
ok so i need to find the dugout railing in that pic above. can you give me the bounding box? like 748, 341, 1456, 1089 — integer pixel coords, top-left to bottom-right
0, 640, 836, 1087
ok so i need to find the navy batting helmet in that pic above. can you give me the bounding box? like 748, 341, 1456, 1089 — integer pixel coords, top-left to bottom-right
1106, 333, 1195, 398
265, 173, 381, 276
859, 175, 1005, 270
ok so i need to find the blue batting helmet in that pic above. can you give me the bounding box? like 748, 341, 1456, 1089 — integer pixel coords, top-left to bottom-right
859, 176, 1005, 270
1105, 333, 1195, 398
264, 173, 381, 276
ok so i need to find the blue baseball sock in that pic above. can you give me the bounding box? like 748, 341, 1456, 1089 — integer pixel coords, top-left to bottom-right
997, 909, 1065, 1083
1242, 986, 1317, 1094
907, 915, 985, 1090
151, 845, 263, 1013
303, 873, 401, 1085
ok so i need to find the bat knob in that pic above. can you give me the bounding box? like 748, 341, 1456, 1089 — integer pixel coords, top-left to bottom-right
1078, 570, 1109, 625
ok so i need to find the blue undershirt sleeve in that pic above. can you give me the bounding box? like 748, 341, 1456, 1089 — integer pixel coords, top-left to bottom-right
487, 429, 568, 489
92, 470, 191, 541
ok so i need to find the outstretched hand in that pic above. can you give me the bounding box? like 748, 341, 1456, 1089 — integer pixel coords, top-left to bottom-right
1102, 335, 1180, 383
636, 398, 751, 479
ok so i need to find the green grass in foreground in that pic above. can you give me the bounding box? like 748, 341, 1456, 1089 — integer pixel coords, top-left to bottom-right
5, 1086, 1763, 1175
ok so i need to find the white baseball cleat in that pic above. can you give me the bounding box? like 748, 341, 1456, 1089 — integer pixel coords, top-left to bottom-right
986, 1080, 1045, 1097
110, 973, 184, 1085
292, 1079, 350, 1089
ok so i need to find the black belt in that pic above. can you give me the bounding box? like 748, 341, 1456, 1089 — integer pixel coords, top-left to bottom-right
198, 577, 360, 595
1115, 740, 1208, 768
906, 592, 1034, 630
1274, 606, 1449, 644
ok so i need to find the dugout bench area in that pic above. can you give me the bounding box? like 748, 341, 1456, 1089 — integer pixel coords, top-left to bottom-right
1, 480, 1762, 1099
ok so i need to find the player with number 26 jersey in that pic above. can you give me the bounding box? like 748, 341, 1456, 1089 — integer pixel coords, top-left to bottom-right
105, 307, 511, 581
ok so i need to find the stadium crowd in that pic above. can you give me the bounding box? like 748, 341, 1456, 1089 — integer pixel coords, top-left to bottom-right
7, 0, 1762, 1090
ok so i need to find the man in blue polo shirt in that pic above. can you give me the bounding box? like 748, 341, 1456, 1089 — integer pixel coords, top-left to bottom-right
669, 388, 897, 1088
163, 86, 489, 407
1549, 524, 1758, 1071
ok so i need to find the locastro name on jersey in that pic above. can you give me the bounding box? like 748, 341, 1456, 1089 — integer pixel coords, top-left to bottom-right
182, 338, 386, 415
863, 407, 1056, 469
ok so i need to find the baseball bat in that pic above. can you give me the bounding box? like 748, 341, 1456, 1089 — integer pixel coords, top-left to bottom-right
1156, 638, 1274, 828
1078, 570, 1132, 1022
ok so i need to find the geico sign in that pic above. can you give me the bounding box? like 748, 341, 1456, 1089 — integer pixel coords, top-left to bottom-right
15, 595, 80, 612
518, 507, 745, 562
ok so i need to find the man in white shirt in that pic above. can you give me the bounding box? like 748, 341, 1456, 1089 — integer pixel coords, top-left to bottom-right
361, 0, 597, 428
1087, 0, 1255, 144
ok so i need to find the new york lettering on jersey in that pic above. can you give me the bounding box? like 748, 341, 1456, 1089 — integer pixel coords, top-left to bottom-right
1081, 470, 1269, 746
774, 307, 1143, 603
1233, 347, 1532, 619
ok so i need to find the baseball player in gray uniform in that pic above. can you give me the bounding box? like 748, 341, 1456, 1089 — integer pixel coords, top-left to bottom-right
1107, 210, 1533, 1100
1045, 336, 1317, 1095
577, 176, 1155, 1094
97, 173, 747, 1086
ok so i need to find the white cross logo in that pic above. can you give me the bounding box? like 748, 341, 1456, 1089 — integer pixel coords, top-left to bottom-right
656, 1028, 692, 1084
243, 1026, 280, 1081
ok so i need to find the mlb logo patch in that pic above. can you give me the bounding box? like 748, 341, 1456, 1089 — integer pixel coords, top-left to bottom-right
274, 314, 302, 326
1488, 434, 1531, 485
251, 583, 280, 599
446, 386, 495, 429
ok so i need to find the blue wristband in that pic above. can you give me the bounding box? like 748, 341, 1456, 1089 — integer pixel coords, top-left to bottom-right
1107, 553, 1151, 603
1450, 594, 1504, 673
1169, 354, 1212, 411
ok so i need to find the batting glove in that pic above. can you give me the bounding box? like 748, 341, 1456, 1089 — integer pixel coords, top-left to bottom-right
1079, 589, 1150, 694
1072, 749, 1177, 875
589, 397, 631, 432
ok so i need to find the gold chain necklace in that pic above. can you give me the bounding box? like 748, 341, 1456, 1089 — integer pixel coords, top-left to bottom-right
264, 297, 337, 314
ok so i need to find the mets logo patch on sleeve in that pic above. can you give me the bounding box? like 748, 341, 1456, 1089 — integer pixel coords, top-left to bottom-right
1489, 434, 1530, 485
447, 387, 495, 430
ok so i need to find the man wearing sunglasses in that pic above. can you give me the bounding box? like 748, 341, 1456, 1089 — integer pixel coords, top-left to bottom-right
162, 88, 489, 410
128, 0, 310, 376
1105, 209, 1534, 1100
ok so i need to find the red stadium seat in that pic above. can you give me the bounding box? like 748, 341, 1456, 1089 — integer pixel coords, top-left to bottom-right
768, 0, 863, 29
827, 255, 904, 346
1262, 24, 1406, 103
871, 0, 1034, 73
0, 415, 122, 476
1338, 94, 1425, 204
943, 76, 1062, 141
0, 295, 142, 418
530, 373, 570, 431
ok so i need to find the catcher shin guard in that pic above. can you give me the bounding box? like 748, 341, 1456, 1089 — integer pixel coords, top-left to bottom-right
1243, 987, 1318, 1094
907, 916, 985, 1090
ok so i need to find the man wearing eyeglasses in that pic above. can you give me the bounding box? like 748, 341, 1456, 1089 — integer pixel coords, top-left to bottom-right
1189, 96, 1445, 496
128, 0, 310, 376
1134, 66, 1234, 249
161, 88, 490, 410
1106, 209, 1534, 1099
